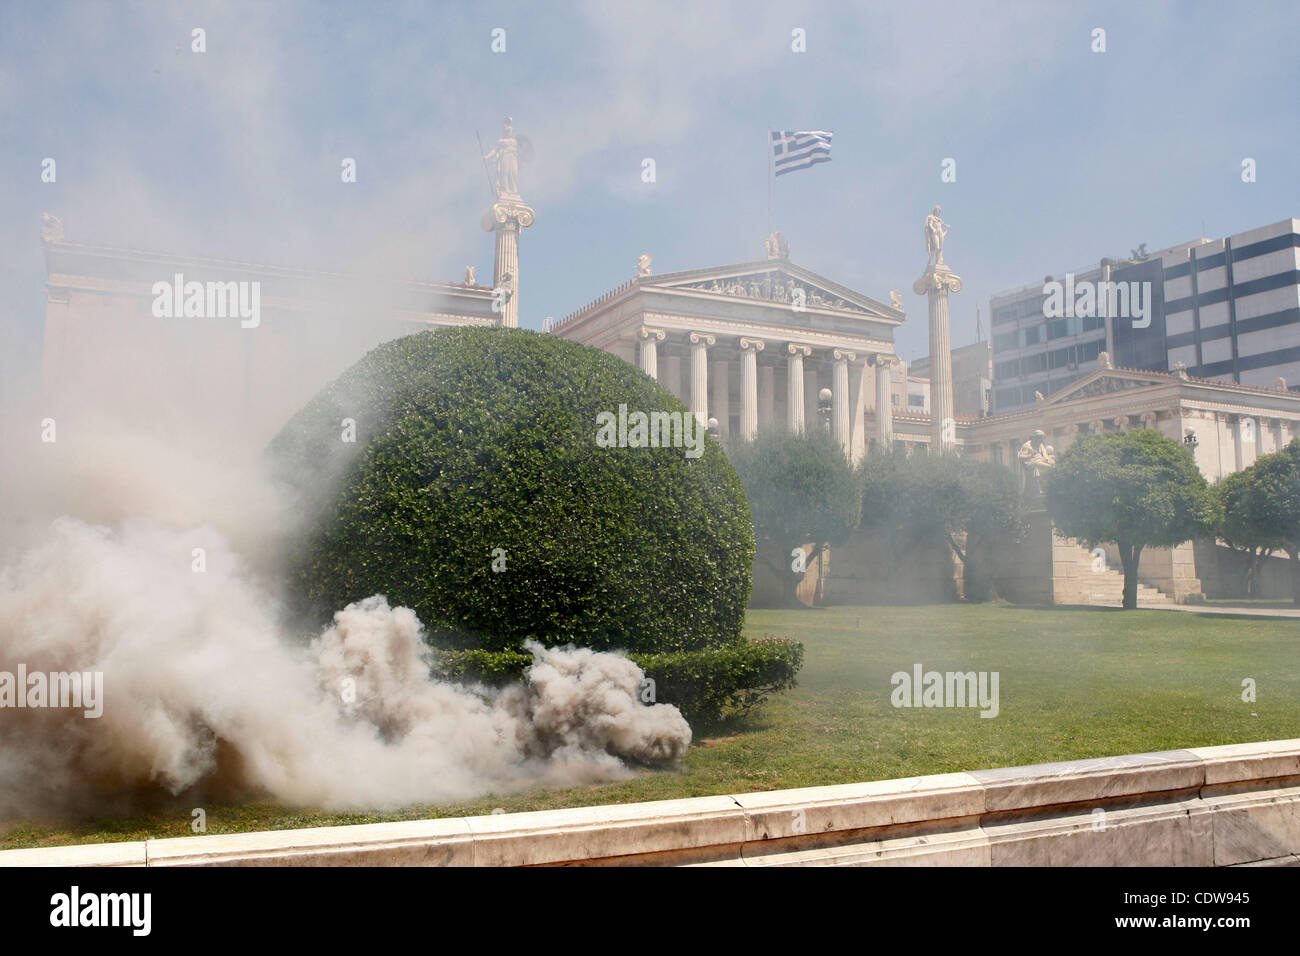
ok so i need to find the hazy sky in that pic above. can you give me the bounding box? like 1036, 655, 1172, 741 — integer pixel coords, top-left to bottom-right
3, 0, 1298, 400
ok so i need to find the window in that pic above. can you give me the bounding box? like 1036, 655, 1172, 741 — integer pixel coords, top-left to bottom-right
908, 394, 925, 407
1022, 353, 1047, 374
1048, 347, 1072, 369
1023, 325, 1044, 346
994, 331, 1019, 351
1079, 339, 1103, 362
993, 306, 1018, 326
1047, 318, 1070, 339
1081, 313, 1105, 333
995, 359, 1020, 379
891, 394, 900, 405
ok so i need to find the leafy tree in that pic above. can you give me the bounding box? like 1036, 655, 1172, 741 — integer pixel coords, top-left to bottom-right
1215, 468, 1282, 596
726, 426, 861, 607
1241, 439, 1300, 605
1046, 429, 1220, 609
861, 447, 1023, 602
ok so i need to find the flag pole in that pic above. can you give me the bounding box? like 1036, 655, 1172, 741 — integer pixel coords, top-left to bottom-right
766, 131, 773, 236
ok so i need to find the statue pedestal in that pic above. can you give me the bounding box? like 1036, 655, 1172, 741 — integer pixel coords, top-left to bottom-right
913, 263, 961, 452
984, 508, 1095, 606
482, 199, 535, 329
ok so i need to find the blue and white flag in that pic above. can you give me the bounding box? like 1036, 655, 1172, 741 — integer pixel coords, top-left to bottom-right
771, 130, 833, 177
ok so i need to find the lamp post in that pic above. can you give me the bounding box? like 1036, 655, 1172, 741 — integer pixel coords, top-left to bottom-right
818, 387, 833, 432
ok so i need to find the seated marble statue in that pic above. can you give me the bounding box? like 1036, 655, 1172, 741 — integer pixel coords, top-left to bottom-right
1017, 429, 1056, 497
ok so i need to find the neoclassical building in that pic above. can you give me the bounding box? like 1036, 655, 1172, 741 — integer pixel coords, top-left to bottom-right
38, 214, 498, 451
552, 239, 906, 462
35, 116, 1300, 604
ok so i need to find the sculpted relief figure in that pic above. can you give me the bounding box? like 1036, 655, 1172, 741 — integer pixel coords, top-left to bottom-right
924, 205, 950, 267
637, 253, 652, 276
1017, 429, 1056, 498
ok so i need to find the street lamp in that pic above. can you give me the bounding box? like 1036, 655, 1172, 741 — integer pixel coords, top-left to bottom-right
706, 416, 720, 441
818, 387, 833, 431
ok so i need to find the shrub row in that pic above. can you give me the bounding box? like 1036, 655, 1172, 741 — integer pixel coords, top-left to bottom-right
430, 638, 805, 728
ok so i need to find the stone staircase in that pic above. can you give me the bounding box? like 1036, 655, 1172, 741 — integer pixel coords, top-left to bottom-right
1068, 546, 1176, 608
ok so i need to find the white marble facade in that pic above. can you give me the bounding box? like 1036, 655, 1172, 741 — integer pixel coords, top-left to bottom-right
553, 249, 906, 461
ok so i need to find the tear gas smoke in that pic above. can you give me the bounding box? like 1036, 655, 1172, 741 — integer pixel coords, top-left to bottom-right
0, 517, 690, 816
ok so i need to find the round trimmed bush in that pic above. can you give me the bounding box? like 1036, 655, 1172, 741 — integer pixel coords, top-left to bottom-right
268, 326, 754, 652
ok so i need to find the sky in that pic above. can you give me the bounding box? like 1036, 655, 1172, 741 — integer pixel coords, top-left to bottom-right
3, 0, 1299, 401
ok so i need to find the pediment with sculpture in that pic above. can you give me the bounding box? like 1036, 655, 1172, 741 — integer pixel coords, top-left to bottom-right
656, 268, 889, 317
1048, 373, 1161, 403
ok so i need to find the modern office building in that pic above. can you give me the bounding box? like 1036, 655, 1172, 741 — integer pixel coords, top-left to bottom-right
990, 257, 1125, 415
989, 218, 1300, 414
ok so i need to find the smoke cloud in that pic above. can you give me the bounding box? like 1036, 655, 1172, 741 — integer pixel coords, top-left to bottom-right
0, 516, 690, 817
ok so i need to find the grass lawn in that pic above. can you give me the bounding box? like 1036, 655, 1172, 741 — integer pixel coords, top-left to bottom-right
3, 603, 1297, 851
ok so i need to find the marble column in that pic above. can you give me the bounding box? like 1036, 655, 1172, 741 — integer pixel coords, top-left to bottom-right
832, 349, 855, 456
875, 353, 896, 448
637, 327, 665, 380
689, 332, 714, 427
482, 208, 535, 329
849, 360, 869, 463
805, 365, 821, 434
913, 261, 961, 452
711, 356, 730, 439
786, 343, 811, 433
739, 338, 765, 440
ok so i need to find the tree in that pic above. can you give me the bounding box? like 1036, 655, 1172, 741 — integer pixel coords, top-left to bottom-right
922, 454, 1025, 601
1241, 439, 1300, 605
1045, 429, 1220, 609
1215, 468, 1282, 597
861, 448, 1023, 602
726, 426, 861, 607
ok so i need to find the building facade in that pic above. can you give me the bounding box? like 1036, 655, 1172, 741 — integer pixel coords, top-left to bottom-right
552, 239, 906, 462
39, 214, 498, 452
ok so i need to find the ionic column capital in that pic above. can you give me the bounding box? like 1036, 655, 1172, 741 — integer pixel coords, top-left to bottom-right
689, 331, 716, 348
739, 337, 766, 352
832, 348, 857, 363
638, 326, 666, 342
786, 342, 812, 358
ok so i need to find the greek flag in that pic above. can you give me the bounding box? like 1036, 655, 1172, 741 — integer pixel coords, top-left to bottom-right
771, 130, 833, 177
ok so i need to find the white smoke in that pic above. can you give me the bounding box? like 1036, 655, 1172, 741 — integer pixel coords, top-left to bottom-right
0, 517, 690, 815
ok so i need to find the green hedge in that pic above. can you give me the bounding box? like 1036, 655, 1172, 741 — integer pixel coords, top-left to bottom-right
431, 638, 804, 727
267, 327, 755, 653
